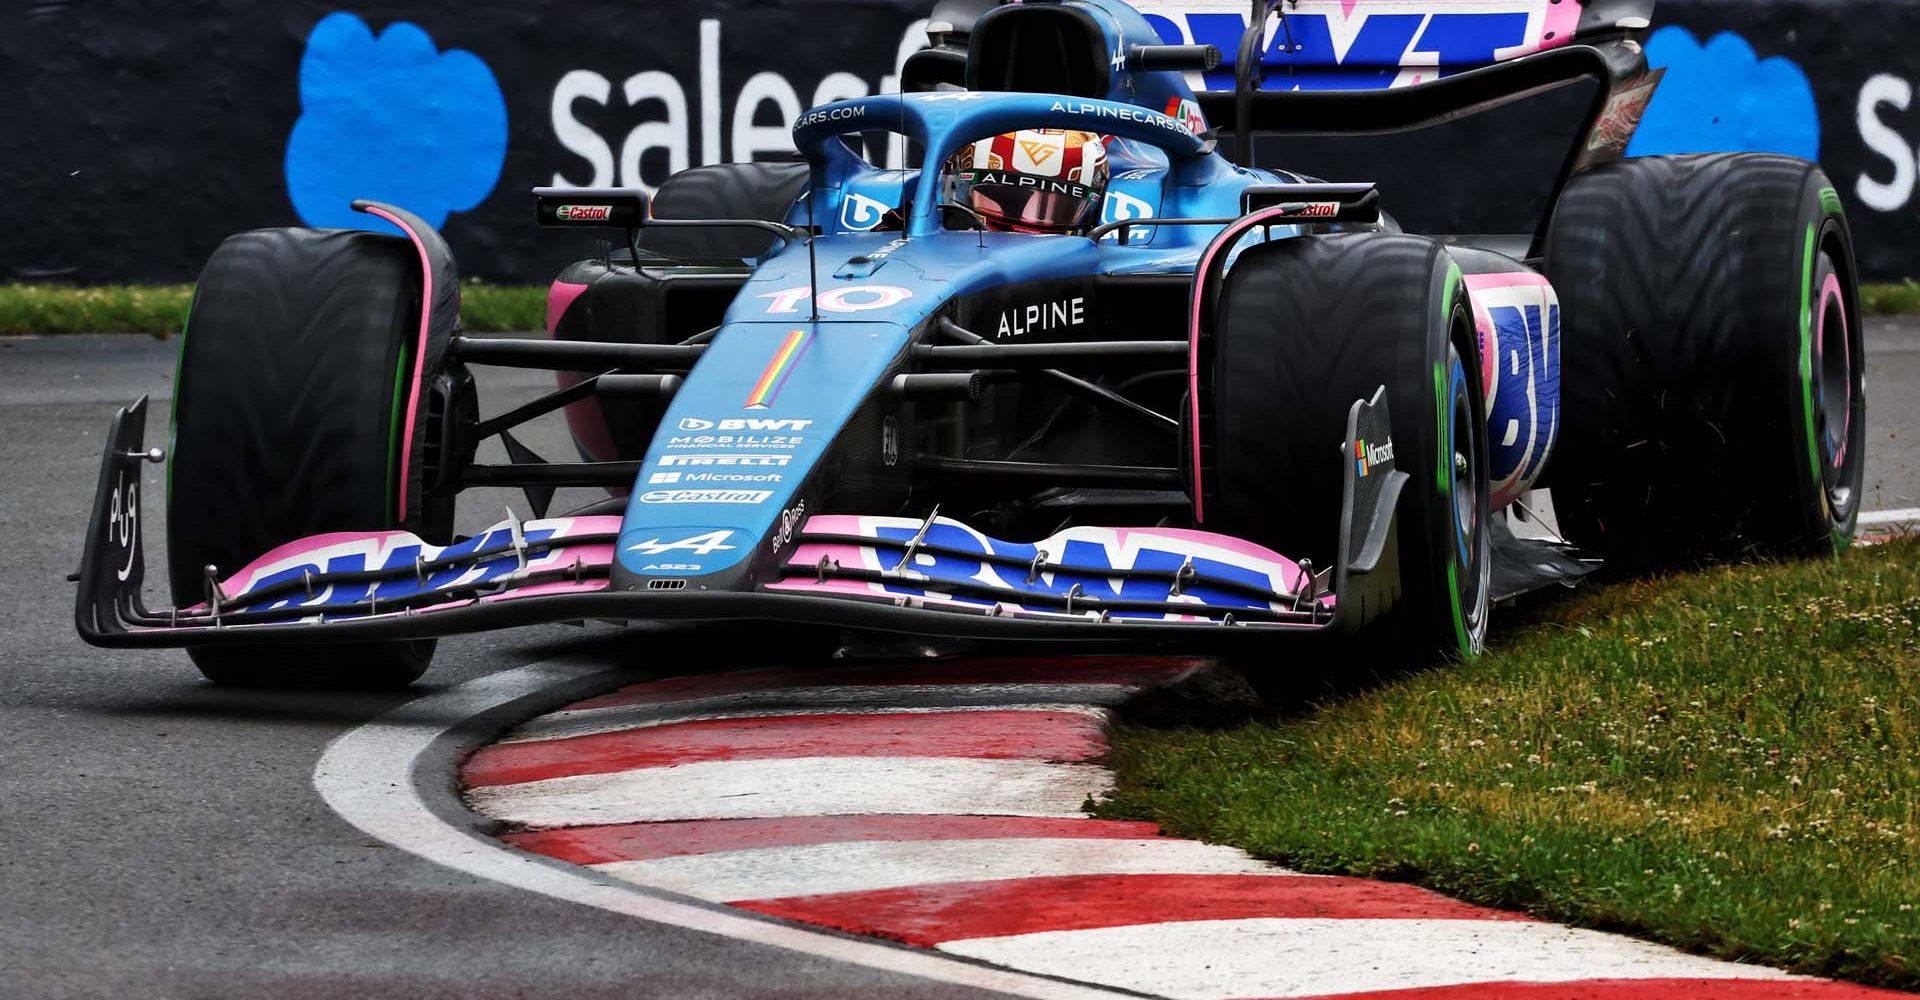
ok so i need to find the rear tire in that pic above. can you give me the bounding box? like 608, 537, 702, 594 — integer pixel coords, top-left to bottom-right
1203, 233, 1491, 684
1541, 153, 1865, 570
168, 228, 444, 689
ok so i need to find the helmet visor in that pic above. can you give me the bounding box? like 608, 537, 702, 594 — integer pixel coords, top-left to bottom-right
958, 170, 1101, 231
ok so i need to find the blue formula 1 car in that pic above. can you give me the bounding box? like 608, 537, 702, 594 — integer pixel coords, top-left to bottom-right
75, 0, 1866, 688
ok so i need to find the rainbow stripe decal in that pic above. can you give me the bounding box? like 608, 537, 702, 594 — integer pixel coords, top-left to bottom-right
744, 328, 812, 409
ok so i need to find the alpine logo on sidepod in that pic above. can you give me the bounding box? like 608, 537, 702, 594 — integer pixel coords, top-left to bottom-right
1139, 1, 1581, 91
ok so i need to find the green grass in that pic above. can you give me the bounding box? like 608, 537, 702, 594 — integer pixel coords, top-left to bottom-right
0, 282, 549, 336
458, 283, 549, 333
1098, 538, 1920, 990
1865, 280, 1920, 316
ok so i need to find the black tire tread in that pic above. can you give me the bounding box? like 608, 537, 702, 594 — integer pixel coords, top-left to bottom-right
1542, 152, 1856, 567
1209, 232, 1486, 666
169, 228, 433, 688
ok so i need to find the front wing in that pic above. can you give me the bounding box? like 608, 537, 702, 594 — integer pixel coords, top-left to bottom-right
75, 393, 1406, 649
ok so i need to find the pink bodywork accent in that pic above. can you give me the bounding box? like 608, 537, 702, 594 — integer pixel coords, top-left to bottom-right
1463, 271, 1554, 397
1542, 0, 1584, 49
1463, 271, 1555, 291
767, 515, 1335, 617
1330, 0, 1584, 49
548, 279, 625, 466
216, 516, 624, 598
361, 204, 434, 524
1188, 204, 1302, 524
547, 279, 591, 335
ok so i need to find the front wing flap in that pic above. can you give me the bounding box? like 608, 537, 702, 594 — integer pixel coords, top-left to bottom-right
75, 392, 1404, 648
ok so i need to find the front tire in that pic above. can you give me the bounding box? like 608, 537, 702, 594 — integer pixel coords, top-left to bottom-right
1203, 233, 1491, 673
1541, 153, 1866, 570
168, 228, 445, 689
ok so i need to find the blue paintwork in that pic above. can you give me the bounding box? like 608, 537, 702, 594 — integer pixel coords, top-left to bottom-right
1484, 299, 1562, 496
611, 0, 1563, 582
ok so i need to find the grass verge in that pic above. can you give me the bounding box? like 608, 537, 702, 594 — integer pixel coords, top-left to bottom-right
1865, 281, 1920, 316
0, 282, 549, 336
1098, 537, 1920, 990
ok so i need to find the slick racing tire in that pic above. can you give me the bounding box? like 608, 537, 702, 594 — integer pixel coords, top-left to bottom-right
167, 228, 448, 689
1542, 153, 1866, 570
1203, 232, 1491, 677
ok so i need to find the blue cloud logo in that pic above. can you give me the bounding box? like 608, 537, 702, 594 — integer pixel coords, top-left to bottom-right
285, 13, 507, 232
1628, 27, 1820, 160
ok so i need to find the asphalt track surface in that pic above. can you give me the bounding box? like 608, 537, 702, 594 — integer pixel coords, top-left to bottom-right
2, 322, 1916, 999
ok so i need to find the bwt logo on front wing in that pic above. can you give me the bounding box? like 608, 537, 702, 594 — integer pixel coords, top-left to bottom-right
678, 417, 814, 431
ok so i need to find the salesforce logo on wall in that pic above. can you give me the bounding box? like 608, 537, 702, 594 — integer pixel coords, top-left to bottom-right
549, 19, 930, 192
284, 14, 509, 233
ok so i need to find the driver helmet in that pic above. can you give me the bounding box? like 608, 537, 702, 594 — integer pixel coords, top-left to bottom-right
947, 128, 1109, 234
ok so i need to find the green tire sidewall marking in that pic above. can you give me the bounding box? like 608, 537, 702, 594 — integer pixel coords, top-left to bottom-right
1820, 181, 1850, 552
385, 345, 411, 526
1796, 221, 1827, 535
1434, 263, 1462, 497
1439, 263, 1471, 656
1819, 186, 1844, 217
1448, 559, 1469, 657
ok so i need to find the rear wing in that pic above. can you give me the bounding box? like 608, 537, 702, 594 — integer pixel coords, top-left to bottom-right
1135, 0, 1654, 94
1141, 0, 1661, 170
905, 0, 1664, 252
1154, 0, 1662, 257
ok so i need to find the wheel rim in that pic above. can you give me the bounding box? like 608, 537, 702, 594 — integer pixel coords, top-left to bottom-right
1446, 352, 1491, 654
1812, 260, 1858, 521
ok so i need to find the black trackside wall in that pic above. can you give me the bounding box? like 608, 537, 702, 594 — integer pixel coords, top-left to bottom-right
4, 1, 1917, 284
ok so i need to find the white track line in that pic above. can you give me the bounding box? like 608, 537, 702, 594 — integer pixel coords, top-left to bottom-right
504, 683, 1139, 744
312, 659, 1143, 1000
1860, 507, 1920, 527
600, 837, 1297, 902
501, 701, 1113, 743
941, 918, 1798, 1000
465, 756, 1114, 828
